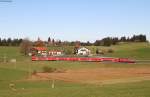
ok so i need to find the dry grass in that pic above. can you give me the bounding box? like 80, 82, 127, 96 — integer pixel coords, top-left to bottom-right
30, 67, 150, 84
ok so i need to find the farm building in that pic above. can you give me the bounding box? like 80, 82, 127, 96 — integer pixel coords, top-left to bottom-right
32, 47, 47, 56
77, 47, 91, 55
48, 50, 63, 56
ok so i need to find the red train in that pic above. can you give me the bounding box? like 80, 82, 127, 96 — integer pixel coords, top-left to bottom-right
31, 56, 135, 63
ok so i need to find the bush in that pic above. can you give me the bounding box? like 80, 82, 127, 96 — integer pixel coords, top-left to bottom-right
107, 49, 114, 53
42, 66, 56, 73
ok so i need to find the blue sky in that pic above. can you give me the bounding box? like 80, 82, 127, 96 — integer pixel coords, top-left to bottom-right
0, 0, 150, 42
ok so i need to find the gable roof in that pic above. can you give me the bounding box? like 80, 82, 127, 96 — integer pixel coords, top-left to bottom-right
78, 47, 90, 51
33, 47, 47, 51
49, 50, 62, 52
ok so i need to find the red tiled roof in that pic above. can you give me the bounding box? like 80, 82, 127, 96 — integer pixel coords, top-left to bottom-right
33, 47, 47, 51
48, 50, 62, 52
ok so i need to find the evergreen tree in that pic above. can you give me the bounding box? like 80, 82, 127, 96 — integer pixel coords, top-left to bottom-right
2, 39, 7, 46
48, 37, 51, 42
7, 38, 12, 46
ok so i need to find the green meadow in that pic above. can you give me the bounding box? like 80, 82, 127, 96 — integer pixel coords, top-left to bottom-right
0, 42, 150, 97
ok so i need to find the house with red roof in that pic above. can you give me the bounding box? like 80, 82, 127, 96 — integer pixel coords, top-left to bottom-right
32, 47, 47, 56
48, 50, 63, 56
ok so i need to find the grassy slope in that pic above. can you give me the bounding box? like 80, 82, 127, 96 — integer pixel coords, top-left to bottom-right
0, 43, 150, 97
0, 42, 149, 60
86, 42, 150, 60
106, 42, 150, 59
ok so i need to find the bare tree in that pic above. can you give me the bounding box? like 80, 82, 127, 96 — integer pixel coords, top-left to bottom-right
20, 38, 32, 55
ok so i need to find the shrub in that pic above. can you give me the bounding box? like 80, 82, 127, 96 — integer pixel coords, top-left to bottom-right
107, 49, 114, 53
42, 66, 56, 73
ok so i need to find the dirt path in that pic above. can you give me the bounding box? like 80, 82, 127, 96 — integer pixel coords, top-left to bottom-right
30, 68, 150, 84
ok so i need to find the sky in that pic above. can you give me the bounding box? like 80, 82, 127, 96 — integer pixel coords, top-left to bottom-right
0, 0, 150, 42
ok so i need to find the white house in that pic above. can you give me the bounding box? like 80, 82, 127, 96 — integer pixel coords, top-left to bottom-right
48, 50, 63, 56
77, 47, 91, 55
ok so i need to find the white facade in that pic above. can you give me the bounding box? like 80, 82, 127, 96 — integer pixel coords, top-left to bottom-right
77, 47, 90, 55
48, 51, 62, 56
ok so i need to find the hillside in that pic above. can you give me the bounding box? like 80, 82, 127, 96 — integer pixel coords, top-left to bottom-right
0, 42, 149, 61
0, 42, 150, 97
87, 42, 150, 60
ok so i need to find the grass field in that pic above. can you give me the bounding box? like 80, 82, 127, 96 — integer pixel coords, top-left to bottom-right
0, 42, 150, 97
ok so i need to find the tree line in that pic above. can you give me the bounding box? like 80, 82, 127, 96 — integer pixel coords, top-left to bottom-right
93, 34, 147, 46
55, 34, 147, 46
0, 34, 147, 47
0, 38, 22, 46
